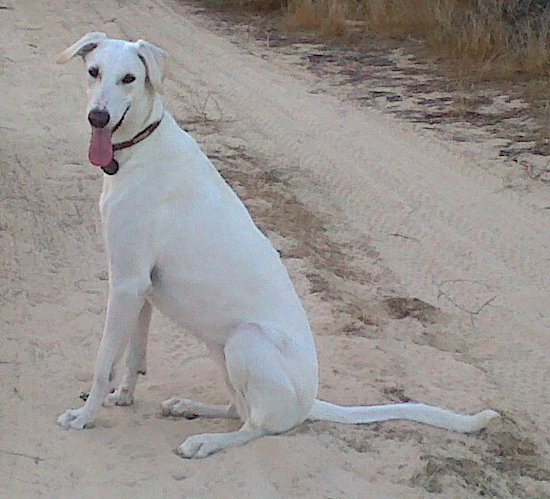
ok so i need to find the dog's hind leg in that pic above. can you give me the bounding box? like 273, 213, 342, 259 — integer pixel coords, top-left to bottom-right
174, 323, 316, 459
104, 301, 152, 407
161, 344, 240, 419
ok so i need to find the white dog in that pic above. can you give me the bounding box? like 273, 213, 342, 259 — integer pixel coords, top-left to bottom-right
56, 33, 498, 459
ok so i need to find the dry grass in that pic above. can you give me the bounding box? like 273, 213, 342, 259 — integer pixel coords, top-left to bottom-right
282, 0, 347, 37
246, 0, 550, 82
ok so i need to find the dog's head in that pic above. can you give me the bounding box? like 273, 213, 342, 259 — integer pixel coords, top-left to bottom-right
57, 32, 166, 168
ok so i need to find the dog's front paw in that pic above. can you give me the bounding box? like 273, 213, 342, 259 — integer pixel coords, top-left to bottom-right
57, 407, 94, 429
103, 388, 134, 407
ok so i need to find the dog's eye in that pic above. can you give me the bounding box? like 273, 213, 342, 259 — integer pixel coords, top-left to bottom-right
121, 73, 136, 84
88, 66, 99, 78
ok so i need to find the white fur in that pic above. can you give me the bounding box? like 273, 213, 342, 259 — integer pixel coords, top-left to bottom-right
56, 34, 499, 458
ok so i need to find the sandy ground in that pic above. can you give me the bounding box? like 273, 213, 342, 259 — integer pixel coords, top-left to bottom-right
1, 1, 549, 497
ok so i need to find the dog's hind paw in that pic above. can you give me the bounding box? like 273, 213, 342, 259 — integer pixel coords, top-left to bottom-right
174, 433, 226, 459
161, 397, 199, 419
57, 407, 94, 429
103, 388, 134, 407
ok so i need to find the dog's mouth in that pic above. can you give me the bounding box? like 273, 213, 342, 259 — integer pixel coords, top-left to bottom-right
88, 105, 130, 168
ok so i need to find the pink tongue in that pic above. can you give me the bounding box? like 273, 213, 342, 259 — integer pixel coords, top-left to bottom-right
89, 128, 113, 167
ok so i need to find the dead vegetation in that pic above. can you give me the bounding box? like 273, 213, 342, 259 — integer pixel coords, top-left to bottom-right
201, 0, 550, 87
357, 0, 550, 80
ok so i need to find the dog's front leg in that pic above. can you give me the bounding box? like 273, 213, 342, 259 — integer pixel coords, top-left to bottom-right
104, 300, 152, 407
58, 280, 150, 429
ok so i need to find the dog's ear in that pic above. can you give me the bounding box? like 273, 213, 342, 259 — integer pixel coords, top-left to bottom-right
56, 32, 108, 64
136, 40, 167, 94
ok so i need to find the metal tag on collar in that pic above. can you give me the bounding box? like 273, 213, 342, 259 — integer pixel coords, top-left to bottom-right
101, 159, 119, 175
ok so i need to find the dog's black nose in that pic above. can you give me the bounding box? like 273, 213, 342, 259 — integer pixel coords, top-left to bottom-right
88, 108, 110, 128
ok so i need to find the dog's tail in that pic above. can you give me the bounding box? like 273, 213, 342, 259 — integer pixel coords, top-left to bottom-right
309, 399, 499, 433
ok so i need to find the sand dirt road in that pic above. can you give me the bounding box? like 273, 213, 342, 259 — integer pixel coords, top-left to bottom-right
1, 1, 549, 497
